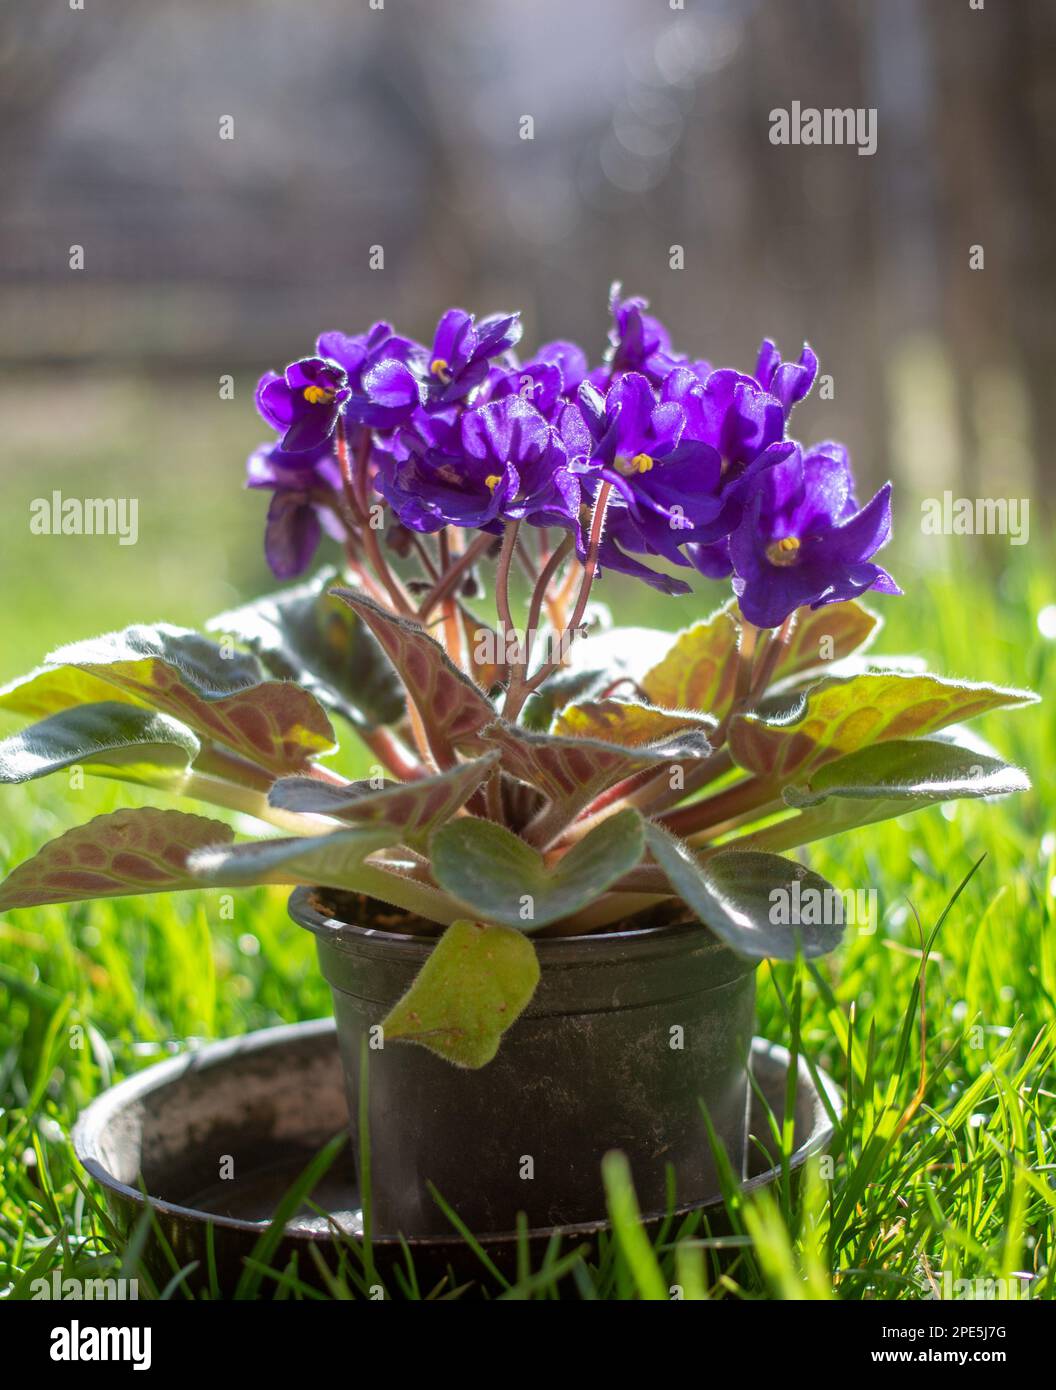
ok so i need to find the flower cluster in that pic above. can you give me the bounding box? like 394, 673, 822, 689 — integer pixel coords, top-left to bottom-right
249, 285, 898, 627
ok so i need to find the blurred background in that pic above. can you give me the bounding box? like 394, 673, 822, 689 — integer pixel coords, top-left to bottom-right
1, 0, 1053, 671
3, 3, 1056, 1289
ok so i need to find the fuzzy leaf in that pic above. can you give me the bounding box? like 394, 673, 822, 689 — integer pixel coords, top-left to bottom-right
45, 624, 336, 775
552, 699, 714, 748
0, 809, 234, 911
782, 738, 1030, 808
640, 601, 741, 720
330, 588, 495, 765
645, 825, 845, 960
382, 919, 540, 1068
187, 825, 397, 888
267, 752, 500, 847
729, 740, 1032, 855
0, 703, 200, 788
772, 601, 880, 684
431, 807, 645, 930
207, 568, 405, 732
728, 672, 1037, 781
482, 721, 710, 833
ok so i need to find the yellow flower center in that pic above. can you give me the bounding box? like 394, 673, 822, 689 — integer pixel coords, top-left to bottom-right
766, 536, 801, 567
484, 474, 502, 492
614, 452, 655, 476
430, 357, 452, 383
302, 384, 335, 405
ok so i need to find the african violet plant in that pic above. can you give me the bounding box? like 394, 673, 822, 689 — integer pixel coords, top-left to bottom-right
0, 287, 1034, 1067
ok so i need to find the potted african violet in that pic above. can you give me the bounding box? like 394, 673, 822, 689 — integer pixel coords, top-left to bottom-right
0, 287, 1034, 1238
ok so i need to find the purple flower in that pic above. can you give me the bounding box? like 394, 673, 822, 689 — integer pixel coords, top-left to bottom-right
316, 323, 424, 430
663, 365, 796, 561
568, 373, 724, 556
487, 340, 590, 421
246, 440, 342, 578
599, 284, 710, 388
255, 357, 352, 453
753, 338, 818, 417
376, 396, 575, 535
487, 361, 565, 421
554, 373, 723, 595
673, 367, 786, 469
729, 443, 900, 628
425, 309, 522, 404
534, 340, 590, 395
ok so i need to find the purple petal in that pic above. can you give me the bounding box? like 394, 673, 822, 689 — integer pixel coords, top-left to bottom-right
823, 483, 894, 564
264, 493, 322, 579
256, 374, 295, 432
475, 312, 522, 357
534, 340, 589, 393
754, 339, 780, 389
431, 309, 474, 370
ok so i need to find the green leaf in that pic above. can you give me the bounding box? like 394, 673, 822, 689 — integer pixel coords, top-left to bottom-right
45, 623, 336, 775
0, 703, 200, 788
0, 665, 136, 720
552, 698, 714, 747
187, 825, 398, 888
728, 671, 1038, 781
783, 738, 1031, 808
644, 825, 845, 960
640, 600, 741, 719
0, 809, 234, 911
726, 739, 1032, 856
431, 807, 645, 930
207, 567, 405, 732
382, 919, 541, 1069
330, 588, 495, 765
267, 752, 500, 847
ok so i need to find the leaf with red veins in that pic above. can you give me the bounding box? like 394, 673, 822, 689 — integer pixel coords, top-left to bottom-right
330, 588, 496, 766
44, 624, 335, 775
0, 808, 234, 911
268, 751, 501, 848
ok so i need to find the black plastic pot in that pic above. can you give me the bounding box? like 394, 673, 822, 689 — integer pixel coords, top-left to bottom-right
72, 1019, 839, 1296
291, 887, 758, 1239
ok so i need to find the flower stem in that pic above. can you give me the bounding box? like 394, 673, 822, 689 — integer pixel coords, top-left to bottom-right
747, 610, 797, 702
504, 533, 574, 720
336, 419, 415, 617
436, 529, 464, 664
416, 531, 495, 622
504, 484, 613, 722
359, 726, 428, 782
495, 519, 520, 650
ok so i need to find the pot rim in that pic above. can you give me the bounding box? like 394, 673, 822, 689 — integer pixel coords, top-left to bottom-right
288, 884, 736, 964
72, 1018, 841, 1249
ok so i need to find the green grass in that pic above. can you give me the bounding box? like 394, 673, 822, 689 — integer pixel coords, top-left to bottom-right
0, 378, 1054, 1298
